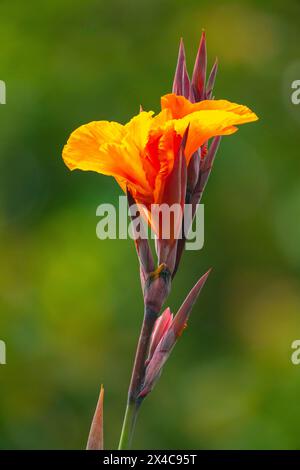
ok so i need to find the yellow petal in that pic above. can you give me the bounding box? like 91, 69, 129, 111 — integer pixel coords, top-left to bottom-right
174, 107, 258, 160
62, 113, 156, 204
160, 93, 258, 161
161, 93, 259, 120
62, 120, 125, 173
124, 110, 154, 150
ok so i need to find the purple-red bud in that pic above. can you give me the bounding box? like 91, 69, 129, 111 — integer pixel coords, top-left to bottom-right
139, 269, 211, 398
172, 39, 190, 98
147, 307, 173, 363
191, 31, 207, 101
206, 58, 218, 99
156, 127, 188, 274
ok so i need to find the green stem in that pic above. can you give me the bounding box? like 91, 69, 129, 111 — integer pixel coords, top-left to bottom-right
118, 401, 140, 450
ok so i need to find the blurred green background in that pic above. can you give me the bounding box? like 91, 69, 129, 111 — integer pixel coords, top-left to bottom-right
1, 0, 300, 450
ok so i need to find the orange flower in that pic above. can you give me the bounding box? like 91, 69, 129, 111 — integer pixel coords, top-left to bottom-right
62, 93, 258, 208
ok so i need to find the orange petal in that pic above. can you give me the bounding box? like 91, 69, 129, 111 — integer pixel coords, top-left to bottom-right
161, 93, 259, 121
147, 127, 179, 204
161, 93, 196, 119
174, 107, 258, 161
62, 112, 155, 204
62, 120, 125, 173
136, 125, 182, 233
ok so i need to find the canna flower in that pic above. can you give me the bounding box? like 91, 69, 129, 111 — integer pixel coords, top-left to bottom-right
63, 82, 257, 276
62, 94, 258, 217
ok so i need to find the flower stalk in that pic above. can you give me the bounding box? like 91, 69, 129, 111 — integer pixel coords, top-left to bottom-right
118, 307, 156, 450
117, 34, 225, 448
62, 32, 258, 450
118, 265, 171, 449
118, 307, 155, 450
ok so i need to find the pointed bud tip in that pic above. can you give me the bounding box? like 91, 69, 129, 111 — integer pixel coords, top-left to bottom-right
199, 30, 206, 48
196, 268, 212, 287
86, 385, 104, 451
173, 38, 188, 95
192, 30, 207, 101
